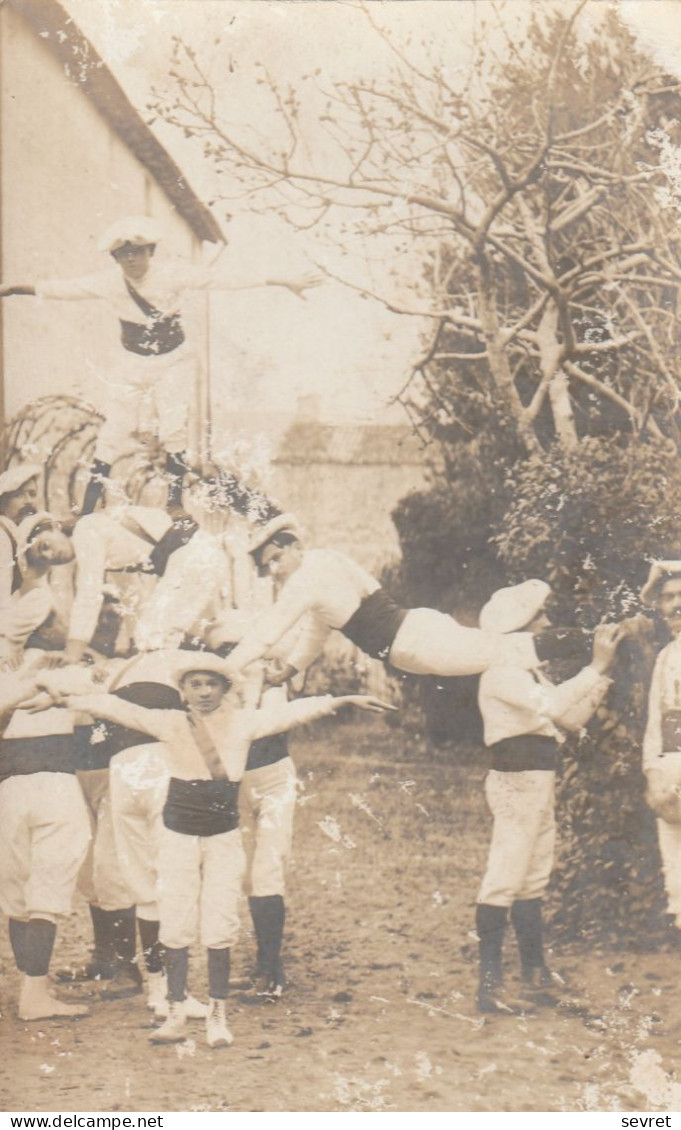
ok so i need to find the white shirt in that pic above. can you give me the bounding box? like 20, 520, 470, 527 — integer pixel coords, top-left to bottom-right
479, 663, 612, 748
643, 636, 681, 771
3, 660, 102, 739
227, 549, 380, 674
0, 581, 53, 665
134, 530, 231, 652
68, 507, 172, 645
36, 258, 233, 323
36, 255, 270, 325
0, 517, 18, 616
67, 690, 338, 783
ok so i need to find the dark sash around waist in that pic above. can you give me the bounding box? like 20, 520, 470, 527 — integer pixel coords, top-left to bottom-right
662, 710, 681, 753
340, 588, 408, 661
0, 735, 78, 785
119, 316, 185, 357
163, 776, 240, 837
488, 734, 559, 772
76, 682, 182, 770
246, 732, 289, 773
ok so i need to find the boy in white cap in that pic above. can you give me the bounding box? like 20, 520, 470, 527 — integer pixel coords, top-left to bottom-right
0, 463, 42, 617
55, 653, 394, 1049
474, 580, 623, 1013
640, 561, 681, 943
0, 512, 58, 670
213, 516, 543, 682
0, 217, 319, 514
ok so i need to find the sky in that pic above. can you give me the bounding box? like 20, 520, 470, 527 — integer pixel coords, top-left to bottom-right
63, 0, 475, 430
57, 0, 681, 429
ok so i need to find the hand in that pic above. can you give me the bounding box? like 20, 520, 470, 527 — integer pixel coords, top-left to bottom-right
264, 661, 298, 688
281, 273, 323, 299
335, 695, 399, 714
618, 613, 655, 641
646, 774, 681, 824
590, 622, 625, 674
20, 690, 59, 714
34, 650, 69, 669
63, 640, 88, 666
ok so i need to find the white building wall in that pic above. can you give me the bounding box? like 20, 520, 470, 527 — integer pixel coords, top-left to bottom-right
0, 5, 208, 421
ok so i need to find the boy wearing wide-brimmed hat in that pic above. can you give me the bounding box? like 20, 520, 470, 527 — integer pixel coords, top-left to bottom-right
56, 653, 393, 1049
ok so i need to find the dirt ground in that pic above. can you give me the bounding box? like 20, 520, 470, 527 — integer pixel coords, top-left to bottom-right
2, 716, 681, 1114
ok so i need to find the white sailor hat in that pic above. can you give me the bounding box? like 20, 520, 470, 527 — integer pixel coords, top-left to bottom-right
479, 579, 551, 634
174, 651, 234, 686
0, 463, 42, 499
640, 560, 681, 607
15, 510, 60, 568
98, 216, 164, 254
249, 513, 301, 558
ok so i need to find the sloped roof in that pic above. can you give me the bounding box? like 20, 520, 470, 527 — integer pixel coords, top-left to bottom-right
275, 422, 427, 466
7, 0, 224, 245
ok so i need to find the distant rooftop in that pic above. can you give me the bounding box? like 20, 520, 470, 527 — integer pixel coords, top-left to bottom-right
276, 421, 428, 466
7, 0, 224, 245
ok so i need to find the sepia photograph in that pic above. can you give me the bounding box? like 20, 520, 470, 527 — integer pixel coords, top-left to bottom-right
1, 0, 681, 1115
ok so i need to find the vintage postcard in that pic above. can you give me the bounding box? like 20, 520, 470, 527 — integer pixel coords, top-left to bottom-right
1, 0, 681, 1116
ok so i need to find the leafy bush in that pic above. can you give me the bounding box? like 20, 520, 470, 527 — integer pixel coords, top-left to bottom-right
496, 437, 681, 625
393, 435, 681, 941
496, 438, 681, 940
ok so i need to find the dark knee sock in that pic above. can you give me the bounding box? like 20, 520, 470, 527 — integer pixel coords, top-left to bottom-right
165, 947, 189, 1002
207, 947, 231, 1000
165, 451, 188, 510
89, 904, 116, 965
111, 906, 137, 966
249, 895, 285, 977
476, 903, 508, 991
81, 459, 112, 515
8, 919, 29, 972
511, 898, 545, 975
137, 917, 165, 974
23, 919, 57, 978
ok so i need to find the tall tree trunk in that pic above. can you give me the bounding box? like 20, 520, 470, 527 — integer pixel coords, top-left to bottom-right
537, 302, 578, 448
475, 256, 540, 455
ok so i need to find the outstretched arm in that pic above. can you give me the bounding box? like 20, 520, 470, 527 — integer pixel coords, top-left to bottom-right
0, 671, 42, 734
252, 693, 397, 740
265, 273, 322, 299
191, 257, 322, 300
222, 574, 316, 679
61, 692, 173, 741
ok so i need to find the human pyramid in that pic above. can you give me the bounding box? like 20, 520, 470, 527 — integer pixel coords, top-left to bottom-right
1, 218, 680, 1049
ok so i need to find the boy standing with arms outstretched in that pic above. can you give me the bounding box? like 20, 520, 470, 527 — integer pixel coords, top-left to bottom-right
52, 655, 393, 1048
0, 217, 318, 514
